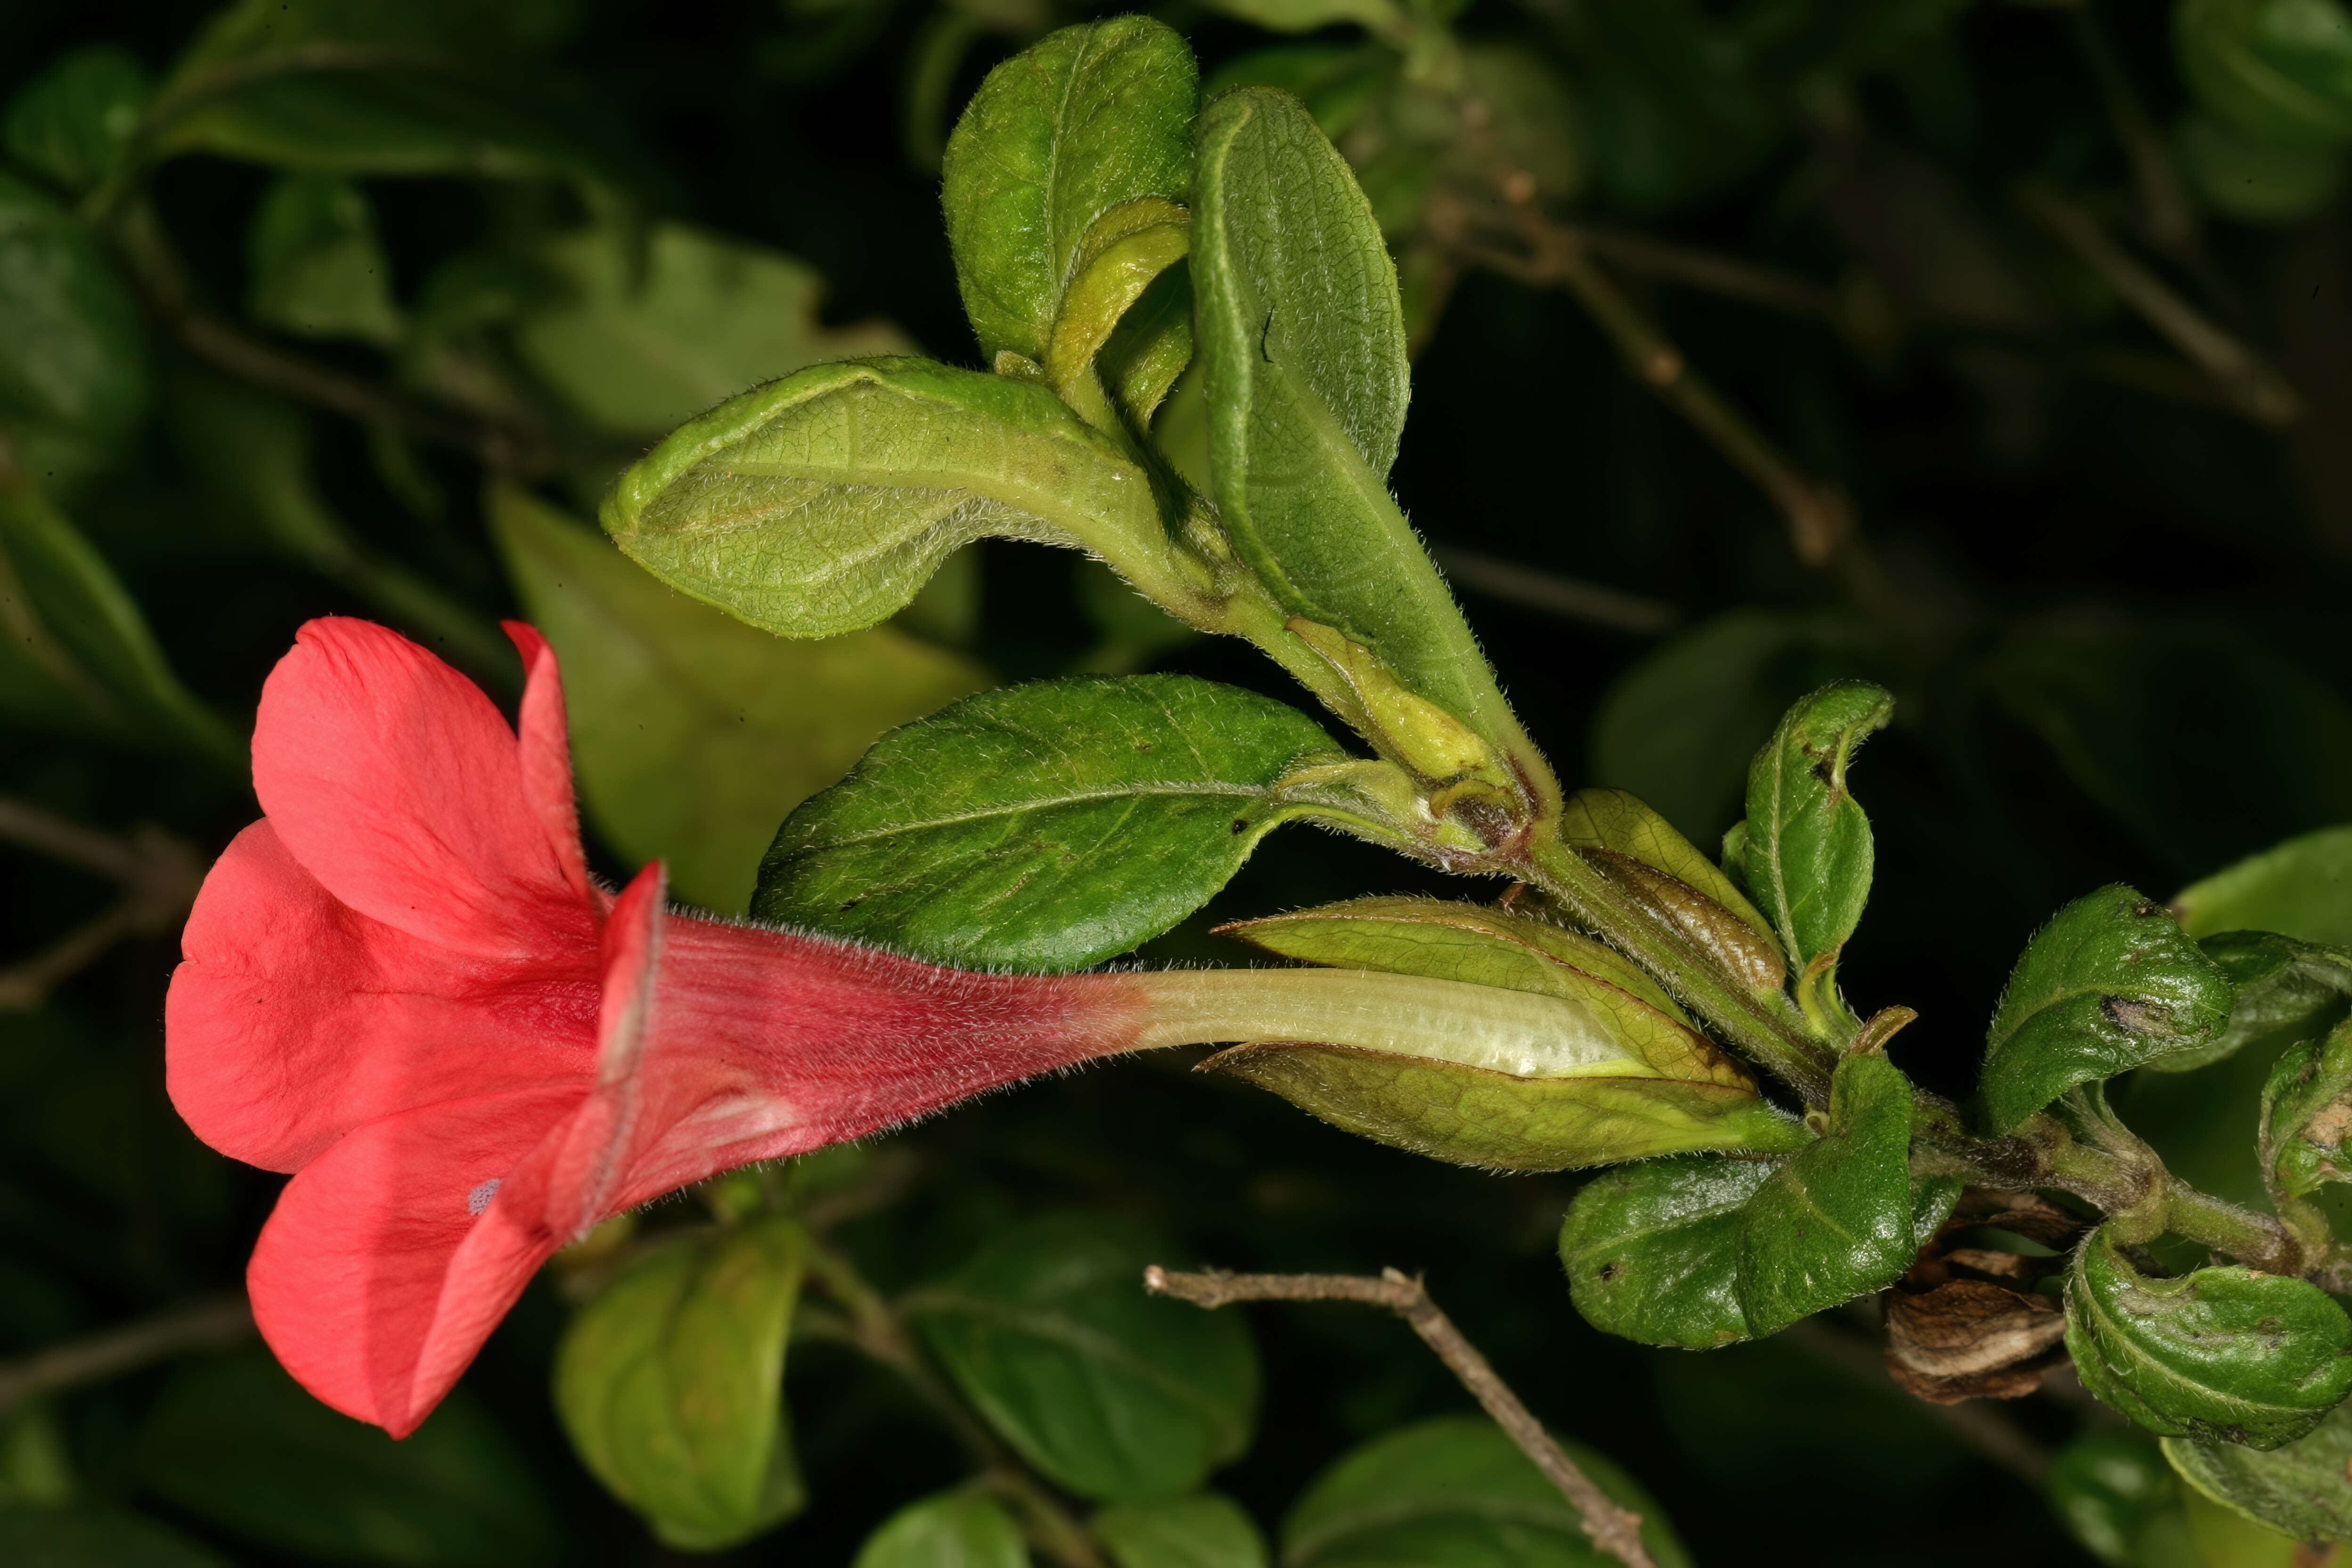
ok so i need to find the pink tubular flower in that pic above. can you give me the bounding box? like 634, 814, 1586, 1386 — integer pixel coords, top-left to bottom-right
166, 618, 1161, 1437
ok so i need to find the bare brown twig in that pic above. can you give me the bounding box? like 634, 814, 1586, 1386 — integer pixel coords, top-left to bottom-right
0, 1294, 253, 1416
1143, 1265, 1658, 1568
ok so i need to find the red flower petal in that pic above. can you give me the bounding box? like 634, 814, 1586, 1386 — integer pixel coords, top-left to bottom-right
503, 622, 593, 908
166, 821, 601, 1173
252, 618, 596, 961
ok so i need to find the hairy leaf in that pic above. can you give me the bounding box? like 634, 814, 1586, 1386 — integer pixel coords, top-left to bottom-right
553, 1217, 807, 1551
1735, 1051, 1925, 1336
940, 17, 1197, 367
1192, 86, 1516, 749
603, 357, 1194, 641
3, 46, 148, 194
2145, 931, 2352, 1075
755, 674, 1342, 970
0, 171, 148, 497
1560, 787, 1778, 952
908, 1214, 1258, 1503
2260, 1013, 2352, 1207
2066, 1227, 2352, 1448
1559, 1154, 1780, 1349
2177, 825, 2352, 947
246, 174, 403, 345
1741, 680, 1893, 972
1281, 1415, 1691, 1568
1978, 885, 2236, 1131
2164, 1399, 2352, 1544
513, 221, 907, 439
493, 486, 982, 914
853, 1490, 1027, 1568
131, 1349, 562, 1565
1093, 1493, 1268, 1568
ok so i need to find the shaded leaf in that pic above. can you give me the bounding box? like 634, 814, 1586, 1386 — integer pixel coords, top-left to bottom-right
1093, 1493, 1267, 1568
554, 1216, 807, 1551
853, 1490, 1028, 1568
1192, 86, 1519, 751
602, 357, 1195, 642
493, 485, 984, 913
908, 1214, 1259, 1503
1559, 1153, 1779, 1349
246, 173, 403, 345
3, 47, 148, 194
2177, 825, 2352, 947
131, 1348, 563, 1565
754, 674, 1343, 970
2065, 1227, 2352, 1448
2043, 1434, 2183, 1568
1977, 885, 2235, 1132
1203, 0, 1407, 35
1281, 1415, 1690, 1568
940, 16, 1198, 367
1735, 1051, 1925, 1336
2176, 110, 2347, 224
2176, 0, 2352, 145
0, 1509, 231, 1568
2164, 1397, 2352, 1544
0, 171, 148, 497
1741, 680, 1893, 973
513, 221, 907, 439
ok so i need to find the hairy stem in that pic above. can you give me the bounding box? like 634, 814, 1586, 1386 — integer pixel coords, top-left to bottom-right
1144, 1265, 1657, 1568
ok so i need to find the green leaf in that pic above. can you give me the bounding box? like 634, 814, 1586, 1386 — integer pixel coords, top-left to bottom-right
0, 1509, 231, 1568
131, 1348, 564, 1565
246, 174, 403, 345
2177, 825, 2352, 947
1977, 885, 2236, 1132
2260, 1012, 2352, 1210
1042, 199, 1192, 430
1093, 1494, 1267, 1568
1590, 610, 1857, 847
1201, 0, 1408, 36
1560, 786, 1780, 956
1280, 1415, 1691, 1568
1734, 1051, 1923, 1336
554, 1216, 807, 1551
2176, 110, 2347, 224
602, 357, 1198, 642
852, 1490, 1028, 1568
1740, 680, 1893, 973
512, 220, 908, 439
940, 16, 1199, 367
2165, 1397, 2352, 1544
0, 482, 241, 764
1192, 86, 1519, 752
492, 485, 983, 914
3, 47, 149, 194
2145, 931, 2352, 1076
0, 170, 148, 498
1559, 1153, 1780, 1349
754, 674, 1343, 970
2045, 1434, 2186, 1568
2177, 0, 2352, 146
908, 1213, 1259, 1503
2065, 1226, 2352, 1448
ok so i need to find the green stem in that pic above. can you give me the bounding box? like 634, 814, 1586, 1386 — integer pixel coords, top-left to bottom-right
2164, 1182, 2301, 1275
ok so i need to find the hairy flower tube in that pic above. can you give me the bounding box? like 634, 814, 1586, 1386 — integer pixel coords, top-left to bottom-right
164, 618, 1725, 1437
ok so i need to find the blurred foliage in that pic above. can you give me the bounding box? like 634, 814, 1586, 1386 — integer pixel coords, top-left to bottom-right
2, 0, 2351, 1562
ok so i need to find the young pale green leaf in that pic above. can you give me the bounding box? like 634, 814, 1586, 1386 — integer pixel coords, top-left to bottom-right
1192, 86, 1520, 753
2144, 931, 2352, 1075
602, 357, 1199, 642
1741, 680, 1893, 972
2044, 1434, 2182, 1568
1559, 1153, 1780, 1349
553, 1217, 808, 1552
1092, 1493, 1267, 1568
131, 1349, 563, 1566
0, 1510, 231, 1568
3, 46, 148, 194
853, 1490, 1028, 1568
1560, 787, 1778, 953
1098, 261, 1193, 427
2066, 1227, 2352, 1449
512, 221, 907, 439
246, 174, 403, 345
1978, 886, 2236, 1132
2177, 825, 2352, 947
2164, 1398, 2352, 1545
754, 674, 1342, 970
908, 1214, 1259, 1503
2176, 0, 2352, 146
1043, 198, 1191, 428
940, 16, 1198, 366
1281, 1415, 1691, 1568
1735, 1051, 1922, 1337
492, 486, 983, 914
0, 171, 148, 497
0, 483, 241, 765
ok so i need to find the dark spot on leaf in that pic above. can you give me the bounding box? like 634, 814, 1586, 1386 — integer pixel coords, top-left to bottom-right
838, 898, 862, 912
1133, 740, 1153, 752
2102, 996, 2176, 1036
1231, 817, 1249, 834
1598, 1262, 1623, 1282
